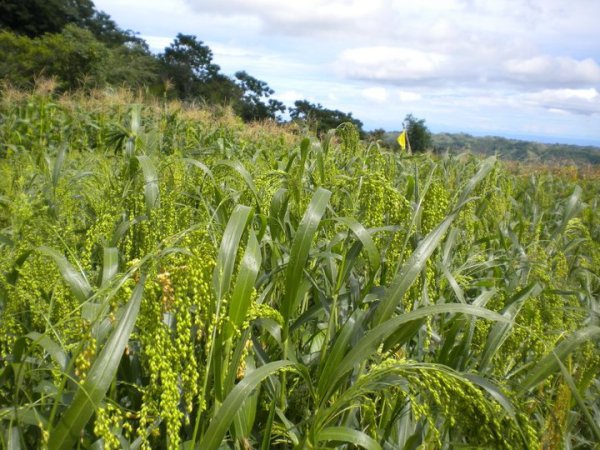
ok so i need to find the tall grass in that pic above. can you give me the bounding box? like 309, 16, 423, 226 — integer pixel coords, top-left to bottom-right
1, 91, 599, 449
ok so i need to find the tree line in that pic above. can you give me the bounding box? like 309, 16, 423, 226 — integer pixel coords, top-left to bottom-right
0, 0, 366, 135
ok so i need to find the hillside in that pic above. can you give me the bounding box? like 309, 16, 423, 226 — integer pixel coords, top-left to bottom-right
432, 132, 600, 165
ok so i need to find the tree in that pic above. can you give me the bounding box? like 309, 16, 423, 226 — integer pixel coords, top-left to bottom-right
0, 0, 95, 37
160, 34, 220, 100
289, 100, 364, 136
81, 10, 146, 47
103, 41, 160, 88
368, 128, 386, 143
0, 25, 109, 89
0, 25, 159, 90
233, 71, 286, 121
0, 0, 139, 47
403, 113, 432, 152
196, 73, 243, 106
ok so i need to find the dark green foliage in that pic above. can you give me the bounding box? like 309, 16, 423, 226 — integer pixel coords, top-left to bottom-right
0, 25, 159, 90
160, 34, 221, 100
159, 39, 285, 121
0, 0, 95, 37
290, 99, 364, 136
103, 43, 160, 88
82, 10, 145, 47
403, 113, 432, 152
233, 71, 286, 121
0, 0, 143, 47
0, 25, 109, 89
195, 73, 243, 106
368, 128, 386, 142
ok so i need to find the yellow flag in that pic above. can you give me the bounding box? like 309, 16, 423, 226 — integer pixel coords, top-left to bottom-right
397, 130, 407, 150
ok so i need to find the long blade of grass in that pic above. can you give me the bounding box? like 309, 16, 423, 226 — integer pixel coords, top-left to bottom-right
317, 310, 367, 399
47, 275, 146, 450
328, 304, 508, 398
196, 360, 294, 450
518, 326, 600, 394
317, 426, 382, 450
479, 283, 541, 372
335, 217, 380, 275
228, 230, 261, 328
552, 185, 582, 240
25, 332, 68, 371
52, 145, 66, 189
101, 247, 119, 288
282, 187, 331, 323
213, 204, 254, 303
184, 158, 215, 182
463, 374, 516, 418
215, 160, 259, 208
268, 187, 289, 241
554, 353, 600, 441
137, 155, 160, 212
38, 246, 92, 303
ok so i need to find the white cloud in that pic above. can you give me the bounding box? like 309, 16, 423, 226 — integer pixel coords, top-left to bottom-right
335, 45, 600, 92
396, 90, 422, 102
336, 47, 449, 82
142, 35, 174, 52
520, 88, 600, 115
361, 87, 388, 103
504, 57, 600, 86
183, 0, 386, 36
275, 90, 305, 103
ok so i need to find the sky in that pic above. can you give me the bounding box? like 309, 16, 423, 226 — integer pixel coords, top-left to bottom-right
94, 0, 600, 145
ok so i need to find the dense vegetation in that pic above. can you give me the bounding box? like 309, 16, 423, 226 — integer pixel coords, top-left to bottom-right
0, 0, 365, 136
0, 90, 599, 449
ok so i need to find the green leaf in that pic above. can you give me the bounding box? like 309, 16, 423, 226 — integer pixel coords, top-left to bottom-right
519, 326, 600, 394
317, 310, 367, 400
25, 332, 68, 371
184, 158, 215, 181
334, 217, 380, 275
215, 160, 260, 209
282, 187, 331, 322
101, 247, 119, 288
39, 246, 92, 303
552, 185, 582, 240
268, 188, 289, 241
228, 231, 261, 329
554, 353, 600, 441
47, 275, 146, 450
0, 406, 48, 427
213, 205, 254, 303
463, 374, 516, 418
52, 145, 67, 189
137, 155, 160, 212
479, 283, 541, 372
197, 360, 294, 450
328, 304, 508, 398
317, 426, 382, 450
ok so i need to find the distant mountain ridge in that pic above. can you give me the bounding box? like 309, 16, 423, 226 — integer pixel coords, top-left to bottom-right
430, 132, 600, 165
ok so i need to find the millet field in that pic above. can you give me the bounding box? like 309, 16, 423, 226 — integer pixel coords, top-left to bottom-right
0, 90, 599, 449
